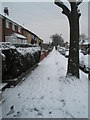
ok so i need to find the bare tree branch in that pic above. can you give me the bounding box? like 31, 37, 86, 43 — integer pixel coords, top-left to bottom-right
77, 1, 82, 6
68, 0, 76, 3
54, 0, 71, 17
67, 0, 76, 7
68, 0, 82, 6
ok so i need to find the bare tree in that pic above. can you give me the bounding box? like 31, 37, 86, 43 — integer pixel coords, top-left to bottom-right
54, 0, 82, 78
50, 33, 64, 47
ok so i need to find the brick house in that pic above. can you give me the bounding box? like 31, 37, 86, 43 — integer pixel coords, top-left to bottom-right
0, 13, 43, 45
23, 28, 43, 45
0, 14, 27, 44
23, 28, 32, 43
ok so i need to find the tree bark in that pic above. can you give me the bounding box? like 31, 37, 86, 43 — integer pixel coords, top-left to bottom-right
89, 71, 90, 80
54, 1, 81, 78
67, 5, 80, 78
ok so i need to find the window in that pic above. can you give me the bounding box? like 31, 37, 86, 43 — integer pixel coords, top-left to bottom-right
32, 35, 35, 40
12, 23, 15, 31
6, 19, 9, 28
18, 26, 21, 33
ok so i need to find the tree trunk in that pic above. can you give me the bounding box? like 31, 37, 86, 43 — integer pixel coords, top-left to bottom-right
67, 9, 80, 78
89, 71, 90, 80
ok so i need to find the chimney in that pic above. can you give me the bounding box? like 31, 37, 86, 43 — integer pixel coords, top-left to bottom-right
4, 7, 9, 16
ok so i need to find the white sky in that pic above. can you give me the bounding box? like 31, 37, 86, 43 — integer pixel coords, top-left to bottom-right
0, 1, 88, 43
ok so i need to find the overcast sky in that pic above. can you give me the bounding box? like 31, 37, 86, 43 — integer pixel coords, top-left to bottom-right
1, 1, 88, 43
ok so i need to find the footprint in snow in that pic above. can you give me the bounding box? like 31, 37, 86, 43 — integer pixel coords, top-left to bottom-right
65, 111, 74, 118
59, 80, 61, 82
49, 111, 52, 114
37, 111, 43, 116
18, 93, 21, 96
34, 108, 39, 112
33, 108, 43, 116
41, 107, 45, 110
77, 112, 80, 115
59, 89, 62, 91
50, 91, 52, 94
26, 97, 29, 100
56, 62, 58, 65
73, 99, 76, 101
13, 111, 21, 117
61, 67, 63, 69
47, 77, 50, 80
83, 105, 86, 108
18, 93, 21, 98
6, 105, 14, 115
61, 99, 66, 107
32, 97, 35, 100
40, 96, 44, 99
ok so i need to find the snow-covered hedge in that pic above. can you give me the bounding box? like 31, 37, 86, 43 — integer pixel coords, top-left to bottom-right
0, 44, 41, 81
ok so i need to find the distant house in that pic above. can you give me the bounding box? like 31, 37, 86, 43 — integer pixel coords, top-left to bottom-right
23, 28, 43, 45
42, 42, 52, 50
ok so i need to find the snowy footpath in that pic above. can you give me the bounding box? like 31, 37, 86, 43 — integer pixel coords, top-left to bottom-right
1, 49, 88, 118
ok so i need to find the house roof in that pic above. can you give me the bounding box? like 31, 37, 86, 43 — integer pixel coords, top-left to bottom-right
23, 27, 37, 37
23, 27, 43, 42
0, 14, 43, 42
0, 14, 22, 28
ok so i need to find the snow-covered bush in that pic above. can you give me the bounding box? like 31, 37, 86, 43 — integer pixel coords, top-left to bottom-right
0, 51, 7, 78
1, 43, 41, 81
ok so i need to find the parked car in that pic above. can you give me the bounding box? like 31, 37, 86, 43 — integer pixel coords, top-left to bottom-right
81, 49, 88, 55
65, 49, 69, 57
79, 52, 90, 72
59, 47, 66, 55
58, 47, 63, 52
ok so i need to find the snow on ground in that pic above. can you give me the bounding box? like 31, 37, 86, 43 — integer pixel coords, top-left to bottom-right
2, 48, 88, 118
